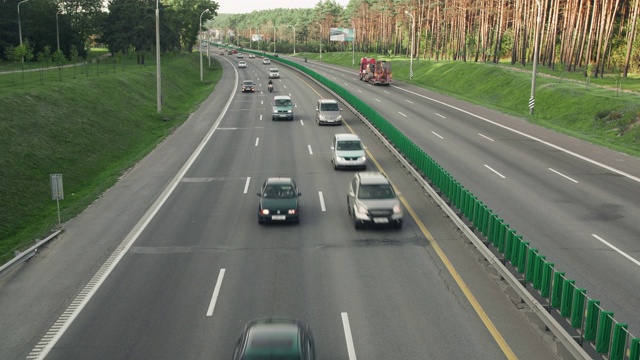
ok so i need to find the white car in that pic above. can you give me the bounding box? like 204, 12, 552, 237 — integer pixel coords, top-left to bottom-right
268, 68, 280, 79
262, 58, 271, 65
249, 54, 256, 59
238, 61, 247, 68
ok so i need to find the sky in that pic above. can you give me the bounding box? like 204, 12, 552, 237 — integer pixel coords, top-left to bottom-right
215, 0, 350, 14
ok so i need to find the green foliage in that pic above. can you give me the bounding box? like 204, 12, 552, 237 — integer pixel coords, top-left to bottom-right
0, 53, 221, 264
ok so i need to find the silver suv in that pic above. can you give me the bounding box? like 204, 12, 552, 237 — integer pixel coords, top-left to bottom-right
347, 172, 403, 229
316, 99, 342, 125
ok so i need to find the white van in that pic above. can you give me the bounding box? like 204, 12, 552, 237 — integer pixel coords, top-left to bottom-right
331, 133, 366, 170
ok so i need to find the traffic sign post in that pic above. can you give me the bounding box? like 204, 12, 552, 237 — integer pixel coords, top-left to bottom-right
50, 174, 63, 225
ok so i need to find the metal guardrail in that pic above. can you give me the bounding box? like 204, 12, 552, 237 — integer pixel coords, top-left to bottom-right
0, 230, 62, 278
266, 53, 640, 360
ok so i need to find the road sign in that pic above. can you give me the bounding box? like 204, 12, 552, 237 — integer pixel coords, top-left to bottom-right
50, 174, 63, 200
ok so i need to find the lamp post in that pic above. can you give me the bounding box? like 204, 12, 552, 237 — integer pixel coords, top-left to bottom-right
405, 11, 415, 80
207, 34, 211, 67
287, 25, 296, 54
350, 19, 355, 66
235, 28, 239, 46
249, 27, 252, 49
319, 23, 323, 60
273, 26, 276, 53
56, 9, 62, 51
156, 0, 161, 112
530, 0, 542, 115
199, 8, 209, 82
253, 27, 260, 51
18, 0, 32, 47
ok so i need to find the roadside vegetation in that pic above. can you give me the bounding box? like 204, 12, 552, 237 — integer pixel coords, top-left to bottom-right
0, 51, 220, 264
297, 51, 640, 158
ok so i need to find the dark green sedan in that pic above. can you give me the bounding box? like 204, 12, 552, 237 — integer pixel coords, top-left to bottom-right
257, 178, 301, 224
232, 318, 315, 360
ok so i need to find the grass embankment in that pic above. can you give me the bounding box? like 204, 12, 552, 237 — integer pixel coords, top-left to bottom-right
297, 52, 640, 158
0, 52, 221, 264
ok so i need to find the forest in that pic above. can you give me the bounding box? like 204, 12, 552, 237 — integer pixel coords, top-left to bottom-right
211, 0, 640, 78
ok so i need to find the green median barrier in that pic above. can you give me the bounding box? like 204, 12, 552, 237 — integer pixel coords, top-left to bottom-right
480, 205, 490, 237
516, 240, 530, 274
551, 271, 565, 309
570, 288, 586, 327
596, 311, 615, 354
584, 299, 601, 341
609, 323, 628, 360
630, 338, 640, 360
496, 225, 507, 253
532, 254, 546, 289
502, 225, 512, 260
472, 201, 481, 228
510, 234, 522, 266
488, 214, 498, 245
559, 278, 574, 317
526, 248, 538, 282
540, 261, 554, 298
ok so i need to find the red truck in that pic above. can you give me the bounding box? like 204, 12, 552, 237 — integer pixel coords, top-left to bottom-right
359, 57, 392, 85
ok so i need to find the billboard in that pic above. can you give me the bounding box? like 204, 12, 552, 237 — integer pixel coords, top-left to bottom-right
330, 28, 355, 42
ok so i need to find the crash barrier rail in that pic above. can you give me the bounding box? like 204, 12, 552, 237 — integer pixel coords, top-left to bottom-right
246, 51, 640, 360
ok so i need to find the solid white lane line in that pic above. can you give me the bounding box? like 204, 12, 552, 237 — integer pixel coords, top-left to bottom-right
479, 133, 495, 142
392, 84, 640, 184
405, 99, 413, 104
260, 114, 263, 121
435, 113, 446, 118
549, 168, 579, 183
207, 269, 226, 316
308, 145, 313, 155
255, 138, 259, 147
243, 177, 251, 194
319, 191, 326, 211
300, 120, 305, 126
375, 98, 381, 102
592, 234, 640, 267
484, 164, 506, 179
341, 312, 357, 360
431, 131, 444, 139
398, 112, 407, 117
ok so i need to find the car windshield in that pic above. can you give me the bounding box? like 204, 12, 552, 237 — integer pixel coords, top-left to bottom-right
336, 140, 362, 150
321, 103, 339, 111
274, 99, 292, 106
243, 81, 254, 86
264, 185, 296, 198
270, 69, 278, 72
358, 184, 395, 199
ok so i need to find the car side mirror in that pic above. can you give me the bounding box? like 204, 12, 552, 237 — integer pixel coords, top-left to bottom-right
348, 191, 354, 197
330, 146, 334, 150
315, 108, 318, 111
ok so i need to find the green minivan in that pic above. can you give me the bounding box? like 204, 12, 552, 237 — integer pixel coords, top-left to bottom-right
272, 95, 295, 121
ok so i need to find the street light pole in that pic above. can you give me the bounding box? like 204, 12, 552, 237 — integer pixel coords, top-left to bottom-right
18, 0, 32, 47
156, 0, 161, 113
287, 25, 296, 54
199, 8, 210, 82
56, 9, 62, 51
319, 24, 323, 60
350, 19, 355, 66
249, 27, 252, 49
530, 0, 542, 115
405, 11, 415, 80
254, 27, 260, 50
273, 26, 276, 53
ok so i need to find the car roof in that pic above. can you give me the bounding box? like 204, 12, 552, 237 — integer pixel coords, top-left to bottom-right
269, 68, 278, 70
243, 80, 254, 84
318, 98, 338, 104
357, 171, 390, 185
265, 177, 293, 185
243, 320, 303, 358
334, 133, 360, 141
273, 95, 291, 101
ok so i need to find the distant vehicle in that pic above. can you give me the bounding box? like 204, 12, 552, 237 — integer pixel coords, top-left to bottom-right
268, 68, 280, 79
347, 171, 403, 229
262, 58, 271, 65
359, 57, 392, 85
273, 53, 279, 57
238, 61, 247, 68
232, 318, 315, 359
331, 133, 365, 169
232, 49, 238, 54
241, 80, 255, 92
237, 53, 244, 58
249, 53, 256, 58
271, 95, 294, 120
257, 178, 301, 224
316, 99, 343, 125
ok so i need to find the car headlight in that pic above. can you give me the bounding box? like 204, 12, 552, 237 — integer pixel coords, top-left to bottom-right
336, 115, 342, 120
358, 156, 366, 161
261, 209, 270, 215
356, 205, 368, 215
288, 209, 297, 214
393, 204, 401, 214
287, 110, 292, 113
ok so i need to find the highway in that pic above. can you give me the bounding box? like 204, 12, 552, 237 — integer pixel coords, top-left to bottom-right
0, 54, 562, 359
301, 58, 640, 334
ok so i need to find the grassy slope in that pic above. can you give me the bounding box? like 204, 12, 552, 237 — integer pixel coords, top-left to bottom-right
0, 52, 221, 263
298, 52, 640, 157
